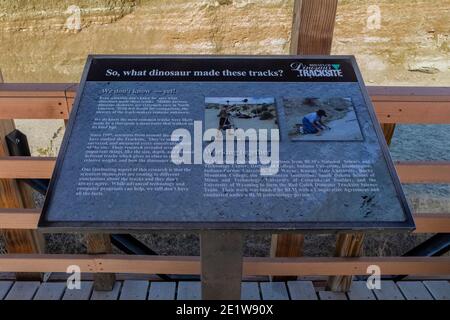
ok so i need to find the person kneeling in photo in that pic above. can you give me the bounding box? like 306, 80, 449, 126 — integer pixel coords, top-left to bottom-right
301, 109, 330, 135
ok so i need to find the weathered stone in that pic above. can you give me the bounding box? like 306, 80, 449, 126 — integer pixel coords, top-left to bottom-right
333, 0, 449, 85
0, 0, 293, 82
0, 0, 448, 86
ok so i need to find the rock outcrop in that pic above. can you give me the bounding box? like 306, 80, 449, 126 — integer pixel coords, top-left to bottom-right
0, 0, 448, 84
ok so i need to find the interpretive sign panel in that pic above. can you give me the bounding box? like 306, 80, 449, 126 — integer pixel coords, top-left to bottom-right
39, 55, 414, 231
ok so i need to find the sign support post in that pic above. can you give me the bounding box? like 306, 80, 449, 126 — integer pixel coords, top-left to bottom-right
271, 0, 339, 281
86, 233, 116, 291
327, 232, 365, 291
201, 230, 244, 300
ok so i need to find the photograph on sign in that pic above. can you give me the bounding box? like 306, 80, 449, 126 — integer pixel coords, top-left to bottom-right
283, 97, 363, 141
204, 97, 278, 140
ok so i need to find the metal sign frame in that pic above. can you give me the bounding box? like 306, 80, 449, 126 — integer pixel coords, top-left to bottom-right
38, 55, 415, 233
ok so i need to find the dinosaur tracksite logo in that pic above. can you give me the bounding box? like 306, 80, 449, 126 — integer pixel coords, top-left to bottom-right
290, 62, 343, 78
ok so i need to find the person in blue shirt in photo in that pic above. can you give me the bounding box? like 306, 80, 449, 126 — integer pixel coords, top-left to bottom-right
301, 109, 330, 134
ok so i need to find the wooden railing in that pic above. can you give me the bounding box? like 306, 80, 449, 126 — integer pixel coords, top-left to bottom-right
0, 84, 449, 278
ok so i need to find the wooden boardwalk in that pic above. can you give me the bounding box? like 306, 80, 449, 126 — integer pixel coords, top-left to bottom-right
0, 280, 449, 300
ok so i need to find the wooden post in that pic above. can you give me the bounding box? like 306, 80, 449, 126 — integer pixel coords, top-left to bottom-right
86, 234, 116, 291
381, 123, 396, 145
270, 234, 303, 281
201, 231, 243, 300
0, 70, 45, 280
271, 0, 338, 279
327, 232, 365, 291
289, 0, 338, 54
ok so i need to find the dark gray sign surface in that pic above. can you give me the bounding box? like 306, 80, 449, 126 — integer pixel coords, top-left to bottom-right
39, 55, 414, 232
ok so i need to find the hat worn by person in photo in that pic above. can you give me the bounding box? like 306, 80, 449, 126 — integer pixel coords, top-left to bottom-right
317, 109, 327, 117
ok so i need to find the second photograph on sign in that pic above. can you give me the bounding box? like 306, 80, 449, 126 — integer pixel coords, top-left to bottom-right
283, 97, 363, 141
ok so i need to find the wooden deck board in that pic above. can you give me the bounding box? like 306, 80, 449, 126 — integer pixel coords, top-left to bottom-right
148, 282, 176, 300
260, 282, 289, 300
241, 282, 261, 300
0, 279, 449, 300
347, 281, 376, 300
373, 280, 405, 300
318, 291, 347, 300
34, 282, 66, 300
5, 281, 40, 300
177, 282, 201, 300
91, 281, 122, 300
423, 280, 450, 300
62, 281, 93, 300
397, 281, 434, 300
287, 281, 318, 300
119, 280, 149, 300
0, 281, 13, 300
